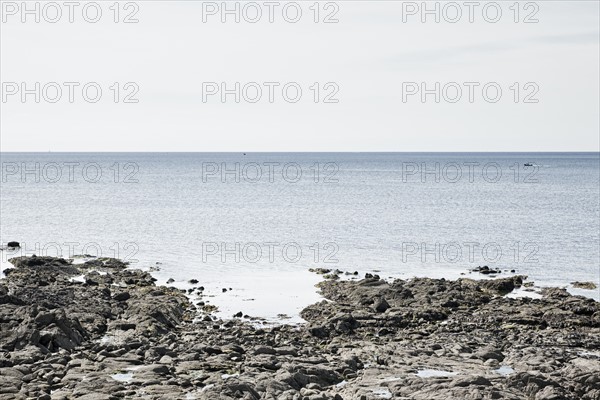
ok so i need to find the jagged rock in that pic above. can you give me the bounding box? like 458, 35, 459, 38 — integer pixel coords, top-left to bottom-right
0, 256, 598, 399
373, 297, 390, 313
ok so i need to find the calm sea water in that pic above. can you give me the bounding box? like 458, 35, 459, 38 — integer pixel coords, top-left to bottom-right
1, 153, 599, 318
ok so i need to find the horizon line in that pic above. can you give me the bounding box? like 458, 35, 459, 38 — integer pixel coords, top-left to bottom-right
1, 151, 599, 154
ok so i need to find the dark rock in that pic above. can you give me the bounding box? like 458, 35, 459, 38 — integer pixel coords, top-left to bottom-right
113, 292, 131, 301
373, 297, 390, 313
480, 276, 524, 294
0, 255, 597, 400
571, 281, 597, 290
451, 375, 492, 387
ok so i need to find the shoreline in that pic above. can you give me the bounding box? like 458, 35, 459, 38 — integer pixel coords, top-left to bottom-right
2, 248, 598, 324
0, 255, 599, 399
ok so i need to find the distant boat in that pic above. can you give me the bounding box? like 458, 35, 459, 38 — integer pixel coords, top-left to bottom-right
524, 163, 534, 167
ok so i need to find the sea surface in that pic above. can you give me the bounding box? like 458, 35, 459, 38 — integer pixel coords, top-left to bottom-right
1, 153, 599, 320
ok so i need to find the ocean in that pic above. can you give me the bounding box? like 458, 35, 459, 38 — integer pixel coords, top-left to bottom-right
1, 152, 599, 320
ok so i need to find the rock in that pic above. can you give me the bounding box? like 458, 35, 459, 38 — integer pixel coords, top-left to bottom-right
534, 386, 567, 399
35, 311, 56, 326
571, 281, 597, 290
7, 241, 20, 248
310, 268, 332, 275
158, 355, 174, 364
480, 276, 524, 294
254, 346, 277, 355
113, 292, 131, 301
0, 255, 598, 400
373, 297, 390, 313
8, 255, 71, 268
309, 326, 329, 338
472, 265, 501, 275
451, 376, 492, 387
475, 348, 504, 362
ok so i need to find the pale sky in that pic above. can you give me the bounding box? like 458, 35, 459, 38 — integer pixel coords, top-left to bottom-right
1, 1, 599, 151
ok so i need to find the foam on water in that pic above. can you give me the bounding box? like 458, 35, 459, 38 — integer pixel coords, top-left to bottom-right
506, 287, 543, 299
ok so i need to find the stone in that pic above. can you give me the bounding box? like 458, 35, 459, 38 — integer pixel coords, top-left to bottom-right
571, 281, 597, 290
0, 256, 598, 400
373, 297, 390, 313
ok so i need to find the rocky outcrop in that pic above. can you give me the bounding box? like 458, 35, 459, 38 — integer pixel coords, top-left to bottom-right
0, 256, 598, 399
572, 281, 598, 290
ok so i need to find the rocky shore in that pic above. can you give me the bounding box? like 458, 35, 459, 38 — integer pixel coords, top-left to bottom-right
1, 256, 599, 399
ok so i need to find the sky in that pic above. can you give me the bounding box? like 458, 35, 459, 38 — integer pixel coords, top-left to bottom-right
1, 1, 599, 152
